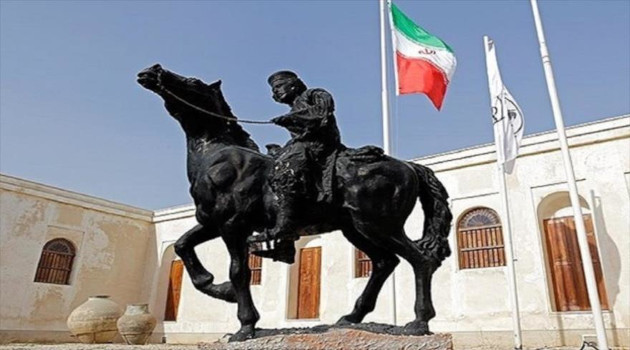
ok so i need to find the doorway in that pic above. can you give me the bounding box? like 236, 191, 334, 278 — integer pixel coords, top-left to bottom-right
164, 259, 184, 321
543, 214, 608, 311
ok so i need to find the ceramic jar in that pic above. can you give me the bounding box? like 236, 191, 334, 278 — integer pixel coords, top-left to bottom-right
116, 303, 157, 345
66, 295, 122, 344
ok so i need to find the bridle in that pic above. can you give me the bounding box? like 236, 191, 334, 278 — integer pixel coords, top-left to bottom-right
155, 71, 273, 125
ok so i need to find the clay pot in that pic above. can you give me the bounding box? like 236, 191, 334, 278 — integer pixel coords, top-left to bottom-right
67, 295, 122, 344
117, 304, 157, 345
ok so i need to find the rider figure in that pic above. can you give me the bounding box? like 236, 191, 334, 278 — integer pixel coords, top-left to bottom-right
253, 71, 344, 255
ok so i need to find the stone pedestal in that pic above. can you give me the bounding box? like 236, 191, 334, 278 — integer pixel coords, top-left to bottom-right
199, 328, 452, 350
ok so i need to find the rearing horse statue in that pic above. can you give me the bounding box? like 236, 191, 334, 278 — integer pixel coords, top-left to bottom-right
137, 64, 452, 341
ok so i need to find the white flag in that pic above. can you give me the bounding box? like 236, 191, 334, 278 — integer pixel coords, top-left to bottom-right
484, 37, 524, 174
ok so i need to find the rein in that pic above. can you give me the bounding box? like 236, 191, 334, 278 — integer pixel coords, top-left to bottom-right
157, 79, 273, 125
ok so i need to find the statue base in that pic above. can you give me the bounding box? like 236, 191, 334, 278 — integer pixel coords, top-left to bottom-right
199, 324, 452, 350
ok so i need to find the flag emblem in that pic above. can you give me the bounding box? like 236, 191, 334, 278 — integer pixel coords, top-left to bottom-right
484, 37, 525, 173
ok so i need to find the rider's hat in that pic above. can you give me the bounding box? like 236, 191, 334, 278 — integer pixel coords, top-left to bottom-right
268, 70, 299, 85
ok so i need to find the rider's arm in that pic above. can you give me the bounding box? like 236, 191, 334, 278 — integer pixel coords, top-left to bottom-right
272, 89, 334, 127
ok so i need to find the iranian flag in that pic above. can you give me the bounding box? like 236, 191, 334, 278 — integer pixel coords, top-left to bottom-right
390, 2, 457, 110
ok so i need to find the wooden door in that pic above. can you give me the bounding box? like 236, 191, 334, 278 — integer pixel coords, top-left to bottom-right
543, 215, 608, 311
248, 254, 262, 285
297, 247, 321, 319
164, 260, 184, 321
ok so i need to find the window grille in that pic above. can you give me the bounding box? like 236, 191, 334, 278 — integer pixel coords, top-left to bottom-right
457, 208, 506, 269
355, 249, 372, 278
34, 238, 76, 285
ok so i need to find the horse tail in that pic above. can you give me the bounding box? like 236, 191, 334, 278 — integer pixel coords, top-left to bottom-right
408, 162, 453, 264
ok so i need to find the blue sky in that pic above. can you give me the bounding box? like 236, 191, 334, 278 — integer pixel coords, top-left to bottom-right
1, 0, 628, 209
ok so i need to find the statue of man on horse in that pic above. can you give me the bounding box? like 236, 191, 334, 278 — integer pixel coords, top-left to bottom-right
137, 64, 452, 341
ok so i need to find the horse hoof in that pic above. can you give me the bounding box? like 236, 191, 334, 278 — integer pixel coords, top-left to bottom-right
402, 320, 432, 335
336, 315, 359, 326
228, 325, 255, 342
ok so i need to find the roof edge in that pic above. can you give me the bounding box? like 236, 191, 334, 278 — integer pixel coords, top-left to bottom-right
0, 174, 154, 221
411, 114, 629, 164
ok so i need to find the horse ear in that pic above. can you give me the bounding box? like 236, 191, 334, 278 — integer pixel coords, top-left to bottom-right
209, 80, 222, 89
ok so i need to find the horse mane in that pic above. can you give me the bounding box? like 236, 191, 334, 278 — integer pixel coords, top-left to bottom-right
211, 84, 260, 152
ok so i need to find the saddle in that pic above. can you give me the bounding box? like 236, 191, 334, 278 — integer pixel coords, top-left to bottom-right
339, 145, 385, 163
306, 145, 387, 204
250, 144, 386, 263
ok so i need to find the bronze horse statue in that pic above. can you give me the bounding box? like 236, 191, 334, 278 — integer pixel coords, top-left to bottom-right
137, 64, 452, 341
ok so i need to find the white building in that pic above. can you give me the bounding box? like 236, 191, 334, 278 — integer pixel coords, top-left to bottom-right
1, 115, 628, 348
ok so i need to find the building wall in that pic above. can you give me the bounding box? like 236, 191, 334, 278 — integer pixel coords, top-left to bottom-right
147, 206, 236, 344
0, 115, 627, 348
150, 116, 629, 347
404, 115, 630, 347
0, 175, 155, 343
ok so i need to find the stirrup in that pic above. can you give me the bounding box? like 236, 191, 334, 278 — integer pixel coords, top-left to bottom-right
251, 240, 296, 264
247, 232, 273, 244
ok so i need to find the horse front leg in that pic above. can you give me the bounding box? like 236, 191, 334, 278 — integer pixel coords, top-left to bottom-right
336, 227, 400, 325
224, 236, 260, 342
174, 224, 236, 302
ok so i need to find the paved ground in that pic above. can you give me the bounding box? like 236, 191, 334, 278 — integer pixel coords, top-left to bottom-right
0, 345, 198, 350
0, 344, 589, 350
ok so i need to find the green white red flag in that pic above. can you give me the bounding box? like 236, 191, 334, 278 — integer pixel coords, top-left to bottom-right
389, 2, 457, 110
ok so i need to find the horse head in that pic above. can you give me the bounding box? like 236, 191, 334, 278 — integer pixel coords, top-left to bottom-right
137, 64, 258, 150
137, 64, 228, 119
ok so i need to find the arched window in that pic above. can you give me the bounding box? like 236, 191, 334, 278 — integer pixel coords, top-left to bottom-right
457, 207, 506, 269
355, 249, 372, 278
34, 238, 76, 285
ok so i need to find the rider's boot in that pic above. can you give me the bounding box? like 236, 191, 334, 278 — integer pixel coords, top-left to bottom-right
267, 204, 301, 241
248, 196, 300, 264
248, 196, 301, 244
273, 240, 296, 264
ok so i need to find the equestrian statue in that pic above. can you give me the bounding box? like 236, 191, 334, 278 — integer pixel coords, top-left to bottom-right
137, 64, 452, 342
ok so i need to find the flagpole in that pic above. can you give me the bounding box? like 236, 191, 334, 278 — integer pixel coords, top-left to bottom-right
380, 0, 397, 326
530, 1, 609, 349
380, 0, 392, 156
484, 35, 523, 350
497, 162, 523, 350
